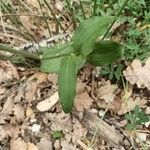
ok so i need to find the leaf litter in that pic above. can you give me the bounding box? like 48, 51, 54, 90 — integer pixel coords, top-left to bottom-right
0, 1, 150, 149
0, 60, 149, 149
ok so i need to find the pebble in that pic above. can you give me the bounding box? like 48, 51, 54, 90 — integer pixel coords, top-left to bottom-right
99, 110, 105, 117
145, 107, 150, 114
135, 132, 147, 143
31, 124, 41, 133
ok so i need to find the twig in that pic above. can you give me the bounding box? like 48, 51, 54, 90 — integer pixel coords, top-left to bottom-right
80, 1, 86, 20
0, 4, 11, 44
0, 44, 41, 60
1, 33, 28, 42
93, 0, 97, 16
37, 0, 52, 37
1, 13, 52, 18
102, 0, 129, 40
65, 0, 77, 29
43, 0, 65, 32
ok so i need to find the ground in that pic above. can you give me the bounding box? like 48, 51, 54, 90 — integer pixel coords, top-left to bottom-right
0, 0, 150, 150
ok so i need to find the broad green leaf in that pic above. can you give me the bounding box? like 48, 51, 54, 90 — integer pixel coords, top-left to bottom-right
76, 55, 86, 71
58, 55, 77, 113
87, 40, 123, 66
42, 43, 74, 59
40, 57, 61, 73
72, 16, 114, 57
40, 43, 74, 73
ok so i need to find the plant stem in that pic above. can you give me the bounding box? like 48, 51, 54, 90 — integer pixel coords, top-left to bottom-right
0, 44, 41, 60
65, 0, 77, 29
101, 0, 129, 40
43, 0, 65, 32
42, 53, 71, 60
80, 1, 86, 20
38, 0, 52, 37
93, 0, 97, 16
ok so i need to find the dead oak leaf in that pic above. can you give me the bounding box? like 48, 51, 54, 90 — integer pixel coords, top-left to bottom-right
74, 79, 93, 112
75, 91, 93, 112
1, 96, 14, 115
96, 80, 117, 103
0, 86, 6, 94
10, 138, 27, 150
26, 106, 35, 119
38, 137, 52, 150
5, 124, 20, 139
13, 104, 25, 122
25, 72, 48, 103
0, 126, 7, 141
45, 112, 72, 131
0, 61, 19, 83
72, 118, 87, 143
27, 142, 38, 150
118, 97, 147, 115
123, 58, 150, 90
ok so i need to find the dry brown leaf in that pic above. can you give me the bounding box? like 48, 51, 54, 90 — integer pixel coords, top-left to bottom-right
0, 126, 7, 141
0, 61, 19, 83
118, 97, 147, 115
0, 86, 6, 94
5, 124, 20, 139
19, 16, 35, 33
96, 80, 117, 103
13, 104, 25, 122
48, 73, 58, 86
72, 118, 87, 143
26, 106, 35, 119
54, 0, 64, 12
74, 79, 93, 111
38, 137, 52, 150
25, 73, 48, 103
75, 91, 93, 111
46, 112, 72, 131
27, 142, 38, 150
123, 58, 150, 90
61, 140, 79, 150
10, 138, 27, 150
1, 96, 14, 115
26, 0, 39, 8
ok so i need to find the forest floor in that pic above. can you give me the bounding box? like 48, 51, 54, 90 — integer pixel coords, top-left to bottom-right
0, 0, 150, 150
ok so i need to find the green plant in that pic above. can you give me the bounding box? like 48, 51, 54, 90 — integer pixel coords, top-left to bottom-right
95, 0, 150, 81
125, 105, 150, 130
0, 0, 130, 113
41, 16, 123, 113
52, 130, 64, 139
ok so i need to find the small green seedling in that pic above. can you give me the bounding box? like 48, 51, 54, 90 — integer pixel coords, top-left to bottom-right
125, 105, 150, 130
52, 130, 64, 139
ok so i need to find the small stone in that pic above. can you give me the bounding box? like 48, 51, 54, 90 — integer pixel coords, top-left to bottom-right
31, 124, 41, 133
98, 110, 105, 117
145, 107, 150, 114
136, 132, 147, 143
145, 121, 150, 128
124, 139, 130, 146
30, 119, 37, 123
